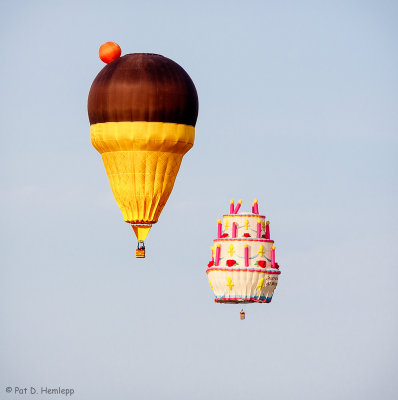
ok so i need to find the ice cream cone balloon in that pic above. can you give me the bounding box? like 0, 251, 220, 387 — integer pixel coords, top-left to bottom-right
88, 43, 199, 255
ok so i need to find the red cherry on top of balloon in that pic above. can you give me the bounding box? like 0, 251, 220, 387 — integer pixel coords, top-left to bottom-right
99, 42, 121, 63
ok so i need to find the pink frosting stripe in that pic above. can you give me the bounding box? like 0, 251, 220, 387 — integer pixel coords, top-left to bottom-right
206, 268, 281, 274
213, 238, 274, 243
222, 214, 266, 218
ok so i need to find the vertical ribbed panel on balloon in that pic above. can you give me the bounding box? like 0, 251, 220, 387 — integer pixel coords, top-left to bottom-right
102, 150, 183, 223
90, 121, 194, 225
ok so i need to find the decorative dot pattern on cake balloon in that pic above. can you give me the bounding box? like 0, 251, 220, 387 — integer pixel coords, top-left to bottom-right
206, 199, 281, 304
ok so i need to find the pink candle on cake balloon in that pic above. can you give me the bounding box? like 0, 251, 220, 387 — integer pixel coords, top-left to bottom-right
230, 200, 234, 214
244, 245, 249, 267
257, 219, 261, 238
217, 219, 222, 238
232, 222, 237, 238
271, 246, 275, 268
253, 199, 259, 214
215, 244, 221, 266
265, 220, 270, 239
234, 199, 242, 214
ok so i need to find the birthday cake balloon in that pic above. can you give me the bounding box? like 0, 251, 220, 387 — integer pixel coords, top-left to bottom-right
206, 199, 281, 303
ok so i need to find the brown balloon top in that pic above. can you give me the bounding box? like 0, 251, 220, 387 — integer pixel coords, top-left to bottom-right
88, 53, 198, 126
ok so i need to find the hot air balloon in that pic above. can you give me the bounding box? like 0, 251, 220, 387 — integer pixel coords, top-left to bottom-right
206, 199, 281, 317
88, 43, 199, 258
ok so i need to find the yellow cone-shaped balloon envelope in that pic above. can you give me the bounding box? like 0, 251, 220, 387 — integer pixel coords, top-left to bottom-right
88, 47, 198, 244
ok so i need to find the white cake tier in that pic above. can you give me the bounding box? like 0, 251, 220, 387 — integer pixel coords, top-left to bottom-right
221, 213, 267, 239
212, 238, 274, 269
206, 269, 279, 303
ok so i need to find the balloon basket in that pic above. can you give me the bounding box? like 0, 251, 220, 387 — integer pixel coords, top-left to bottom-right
136, 240, 146, 258
136, 249, 145, 258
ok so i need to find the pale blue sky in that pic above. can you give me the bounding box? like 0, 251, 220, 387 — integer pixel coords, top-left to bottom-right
1, 1, 397, 399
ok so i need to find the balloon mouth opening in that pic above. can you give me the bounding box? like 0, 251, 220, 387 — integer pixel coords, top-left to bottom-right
215, 298, 272, 304
127, 221, 157, 225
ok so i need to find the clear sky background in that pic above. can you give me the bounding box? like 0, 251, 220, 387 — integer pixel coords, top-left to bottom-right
1, 0, 397, 399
